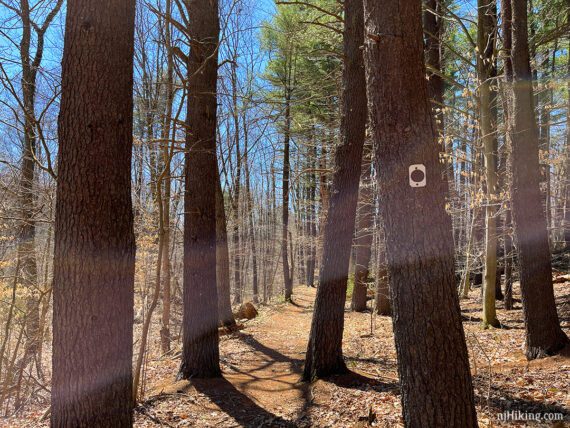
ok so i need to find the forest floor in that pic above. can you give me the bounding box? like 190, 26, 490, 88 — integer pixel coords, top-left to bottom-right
4, 278, 569, 427
132, 281, 570, 428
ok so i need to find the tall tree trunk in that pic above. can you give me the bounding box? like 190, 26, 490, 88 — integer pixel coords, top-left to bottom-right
502, 0, 515, 311
508, 0, 569, 359
51, 0, 136, 424
303, 0, 367, 380
424, 0, 454, 190
282, 88, 293, 301
306, 138, 317, 287
538, 49, 552, 242
216, 170, 236, 327
231, 61, 242, 305
244, 125, 259, 304
351, 144, 374, 312
478, 0, 501, 328
178, 0, 221, 379
362, 1, 478, 426
562, 45, 570, 249
15, 0, 62, 391
504, 208, 514, 310
160, 0, 174, 354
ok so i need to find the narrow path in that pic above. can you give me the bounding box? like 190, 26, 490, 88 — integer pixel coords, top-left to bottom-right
139, 287, 318, 427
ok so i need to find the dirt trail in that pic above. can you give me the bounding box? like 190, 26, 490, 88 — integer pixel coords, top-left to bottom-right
139, 286, 400, 427
135, 283, 570, 427
7, 283, 569, 427
139, 287, 320, 427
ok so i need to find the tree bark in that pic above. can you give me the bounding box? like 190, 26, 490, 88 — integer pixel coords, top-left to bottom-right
178, 0, 221, 379
303, 0, 367, 380
508, 0, 569, 359
51, 0, 136, 425
363, 1, 478, 426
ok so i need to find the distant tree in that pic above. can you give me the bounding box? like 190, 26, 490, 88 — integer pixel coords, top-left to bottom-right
501, 0, 515, 310
351, 145, 374, 312
507, 0, 569, 359
362, 0, 478, 426
303, 0, 367, 380
178, 0, 221, 379
7, 0, 62, 407
217, 169, 236, 327
160, 0, 175, 356
261, 8, 300, 302
562, 50, 570, 249
477, 0, 501, 328
51, 0, 137, 425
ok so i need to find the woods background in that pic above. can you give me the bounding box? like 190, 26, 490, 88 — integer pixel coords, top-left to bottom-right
0, 0, 568, 424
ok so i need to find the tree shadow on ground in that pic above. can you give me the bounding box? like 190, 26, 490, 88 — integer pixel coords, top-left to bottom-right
325, 370, 399, 393
187, 378, 298, 427
236, 332, 304, 366
232, 332, 313, 425
478, 387, 569, 422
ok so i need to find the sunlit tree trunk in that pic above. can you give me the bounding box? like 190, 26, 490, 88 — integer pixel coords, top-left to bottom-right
477, 0, 501, 328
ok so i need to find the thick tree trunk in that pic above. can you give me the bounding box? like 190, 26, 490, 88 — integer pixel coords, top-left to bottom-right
303, 0, 367, 380
478, 0, 501, 328
351, 145, 374, 312
178, 0, 221, 379
363, 1, 478, 426
508, 0, 569, 359
51, 0, 136, 425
